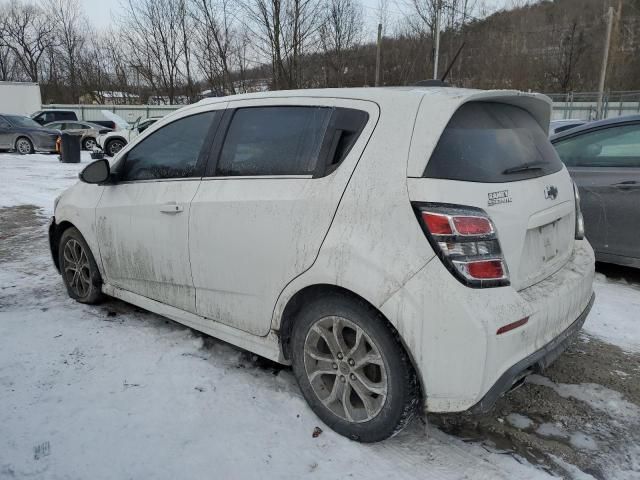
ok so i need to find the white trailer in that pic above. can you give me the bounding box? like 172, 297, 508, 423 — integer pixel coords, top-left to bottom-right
0, 81, 42, 116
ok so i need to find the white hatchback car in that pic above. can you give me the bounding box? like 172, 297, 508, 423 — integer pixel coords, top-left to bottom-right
50, 87, 595, 442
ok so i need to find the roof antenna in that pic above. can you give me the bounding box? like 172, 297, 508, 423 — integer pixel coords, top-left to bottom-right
440, 41, 465, 83
412, 41, 465, 87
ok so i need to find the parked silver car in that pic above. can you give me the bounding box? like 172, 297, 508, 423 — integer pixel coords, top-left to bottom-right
0, 114, 59, 154
551, 115, 640, 268
44, 120, 113, 150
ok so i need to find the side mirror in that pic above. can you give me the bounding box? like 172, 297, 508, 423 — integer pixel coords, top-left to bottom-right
79, 159, 110, 184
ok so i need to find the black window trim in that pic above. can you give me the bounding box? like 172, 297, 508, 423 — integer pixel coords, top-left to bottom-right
113, 110, 223, 184
551, 121, 640, 145
203, 105, 369, 179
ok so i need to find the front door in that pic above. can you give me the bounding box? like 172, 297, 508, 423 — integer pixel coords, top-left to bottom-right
556, 122, 640, 261
189, 98, 378, 335
96, 109, 221, 312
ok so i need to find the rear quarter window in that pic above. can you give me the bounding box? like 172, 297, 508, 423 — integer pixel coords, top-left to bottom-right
423, 102, 563, 183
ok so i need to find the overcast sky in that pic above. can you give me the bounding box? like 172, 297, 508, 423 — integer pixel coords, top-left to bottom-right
80, 0, 511, 39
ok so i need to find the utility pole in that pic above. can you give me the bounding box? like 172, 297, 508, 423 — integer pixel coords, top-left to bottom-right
433, 0, 442, 79
596, 6, 615, 120
375, 23, 382, 87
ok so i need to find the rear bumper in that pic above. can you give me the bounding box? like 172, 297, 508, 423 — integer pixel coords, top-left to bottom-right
470, 292, 594, 413
380, 239, 595, 413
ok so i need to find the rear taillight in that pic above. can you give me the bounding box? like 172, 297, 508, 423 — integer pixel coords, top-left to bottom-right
573, 181, 585, 240
413, 203, 509, 288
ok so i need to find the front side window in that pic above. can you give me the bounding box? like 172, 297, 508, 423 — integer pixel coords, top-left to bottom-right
554, 124, 640, 168
217, 106, 332, 176
120, 112, 218, 181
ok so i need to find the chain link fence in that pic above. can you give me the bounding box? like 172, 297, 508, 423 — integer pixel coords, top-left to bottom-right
547, 91, 640, 121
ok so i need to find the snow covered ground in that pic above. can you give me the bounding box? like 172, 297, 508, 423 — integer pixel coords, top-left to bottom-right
1, 152, 639, 479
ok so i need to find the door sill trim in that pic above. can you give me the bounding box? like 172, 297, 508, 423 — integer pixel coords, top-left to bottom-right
102, 283, 287, 364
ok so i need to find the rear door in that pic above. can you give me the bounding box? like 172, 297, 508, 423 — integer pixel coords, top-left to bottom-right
408, 101, 575, 292
189, 98, 378, 335
554, 122, 640, 261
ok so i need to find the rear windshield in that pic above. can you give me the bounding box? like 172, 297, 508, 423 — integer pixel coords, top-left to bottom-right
423, 102, 563, 182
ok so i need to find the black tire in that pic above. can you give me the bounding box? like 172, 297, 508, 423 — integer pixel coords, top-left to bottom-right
291, 293, 419, 442
58, 227, 104, 304
105, 139, 126, 157
15, 137, 34, 155
82, 137, 97, 151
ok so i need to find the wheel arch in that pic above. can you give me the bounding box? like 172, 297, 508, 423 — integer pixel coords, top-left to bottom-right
14, 135, 34, 151
276, 283, 425, 401
49, 220, 77, 272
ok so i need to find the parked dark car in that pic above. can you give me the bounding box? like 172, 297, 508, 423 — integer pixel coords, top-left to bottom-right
0, 113, 59, 154
551, 115, 640, 268
31, 109, 116, 130
549, 119, 588, 136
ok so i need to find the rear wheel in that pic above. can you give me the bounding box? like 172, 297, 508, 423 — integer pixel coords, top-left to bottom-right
105, 139, 125, 157
291, 293, 419, 442
58, 227, 104, 304
82, 137, 97, 151
15, 137, 34, 155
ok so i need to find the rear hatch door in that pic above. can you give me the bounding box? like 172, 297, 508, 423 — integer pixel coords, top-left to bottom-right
408, 101, 575, 291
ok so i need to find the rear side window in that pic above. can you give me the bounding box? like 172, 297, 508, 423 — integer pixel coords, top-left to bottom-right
217, 106, 332, 176
59, 112, 76, 121
423, 102, 563, 182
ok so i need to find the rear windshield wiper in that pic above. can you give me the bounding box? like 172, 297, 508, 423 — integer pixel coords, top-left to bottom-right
502, 162, 547, 175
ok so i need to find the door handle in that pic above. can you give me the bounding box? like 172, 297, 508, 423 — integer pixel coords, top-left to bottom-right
159, 203, 184, 214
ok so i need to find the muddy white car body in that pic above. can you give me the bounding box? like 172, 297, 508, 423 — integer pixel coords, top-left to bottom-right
50, 87, 595, 439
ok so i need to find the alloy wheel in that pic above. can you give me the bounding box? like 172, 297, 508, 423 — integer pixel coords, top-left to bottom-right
62, 239, 91, 298
108, 141, 124, 156
304, 316, 388, 423
16, 138, 32, 154
84, 138, 97, 150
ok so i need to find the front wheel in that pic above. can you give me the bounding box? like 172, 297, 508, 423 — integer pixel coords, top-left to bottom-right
291, 293, 419, 442
58, 227, 104, 304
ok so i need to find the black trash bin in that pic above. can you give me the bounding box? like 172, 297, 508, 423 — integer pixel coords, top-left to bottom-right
58, 133, 81, 163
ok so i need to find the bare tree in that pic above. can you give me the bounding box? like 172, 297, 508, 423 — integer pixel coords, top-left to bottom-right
0, 0, 56, 81
246, 0, 322, 89
549, 20, 587, 92
190, 0, 237, 96
118, 0, 189, 104
47, 0, 87, 102
0, 13, 20, 80
319, 0, 363, 86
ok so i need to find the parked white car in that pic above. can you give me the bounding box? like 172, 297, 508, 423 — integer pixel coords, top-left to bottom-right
49, 87, 595, 442
96, 117, 161, 156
